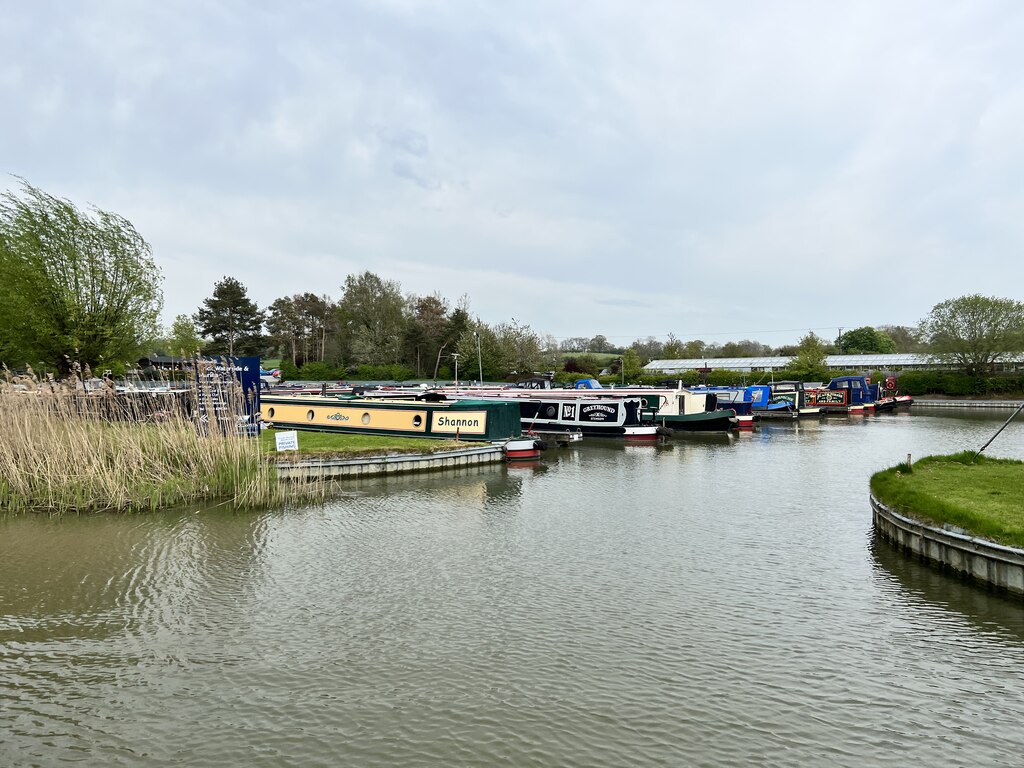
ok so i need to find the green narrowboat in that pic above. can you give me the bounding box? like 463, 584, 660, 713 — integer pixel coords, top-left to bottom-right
260, 394, 522, 441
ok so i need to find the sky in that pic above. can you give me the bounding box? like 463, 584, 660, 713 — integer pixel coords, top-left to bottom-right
2, 1, 1023, 349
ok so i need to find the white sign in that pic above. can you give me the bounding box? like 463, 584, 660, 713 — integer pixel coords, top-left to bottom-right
275, 430, 299, 452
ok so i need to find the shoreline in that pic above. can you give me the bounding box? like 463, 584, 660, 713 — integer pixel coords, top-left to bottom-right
872, 494, 1024, 598
273, 444, 507, 479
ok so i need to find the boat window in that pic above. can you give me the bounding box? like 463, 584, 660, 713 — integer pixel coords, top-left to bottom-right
267, 407, 275, 418
544, 404, 557, 418
306, 410, 315, 421
412, 415, 423, 427
361, 412, 371, 425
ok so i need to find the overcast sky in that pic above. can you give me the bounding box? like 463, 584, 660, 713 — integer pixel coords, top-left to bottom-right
3, 1, 1022, 348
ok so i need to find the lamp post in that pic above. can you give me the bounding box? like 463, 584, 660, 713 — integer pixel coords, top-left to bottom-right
474, 331, 483, 385
451, 352, 460, 386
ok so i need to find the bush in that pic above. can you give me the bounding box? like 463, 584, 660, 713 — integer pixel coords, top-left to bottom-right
895, 371, 1024, 397
299, 361, 344, 381
354, 364, 414, 381
277, 359, 300, 382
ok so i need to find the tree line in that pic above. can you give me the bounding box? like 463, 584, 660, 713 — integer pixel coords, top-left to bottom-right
2, 180, 1022, 381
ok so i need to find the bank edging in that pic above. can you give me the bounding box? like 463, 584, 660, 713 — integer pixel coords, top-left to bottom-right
871, 493, 1024, 597
912, 399, 1024, 408
274, 444, 505, 480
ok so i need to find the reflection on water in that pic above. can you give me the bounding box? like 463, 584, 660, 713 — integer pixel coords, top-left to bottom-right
3, 410, 1024, 767
870, 536, 1024, 641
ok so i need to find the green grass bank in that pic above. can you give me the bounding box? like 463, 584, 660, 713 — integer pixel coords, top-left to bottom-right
260, 429, 463, 459
871, 452, 1024, 548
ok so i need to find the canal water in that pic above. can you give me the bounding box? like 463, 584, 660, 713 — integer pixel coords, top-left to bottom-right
2, 408, 1024, 767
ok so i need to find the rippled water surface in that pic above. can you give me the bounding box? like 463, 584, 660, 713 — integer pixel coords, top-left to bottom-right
3, 408, 1024, 767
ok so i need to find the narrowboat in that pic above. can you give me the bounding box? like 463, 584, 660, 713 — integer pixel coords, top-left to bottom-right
655, 385, 745, 431
260, 394, 523, 441
754, 381, 822, 419
561, 383, 738, 433
425, 389, 659, 440
808, 376, 882, 414
554, 383, 738, 433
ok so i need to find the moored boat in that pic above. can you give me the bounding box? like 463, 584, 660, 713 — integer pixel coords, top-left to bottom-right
479, 382, 738, 434
501, 436, 547, 461
809, 375, 883, 414
424, 388, 659, 440
756, 381, 822, 419
260, 394, 523, 440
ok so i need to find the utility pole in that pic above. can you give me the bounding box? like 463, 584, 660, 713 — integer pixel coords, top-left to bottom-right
838, 327, 844, 354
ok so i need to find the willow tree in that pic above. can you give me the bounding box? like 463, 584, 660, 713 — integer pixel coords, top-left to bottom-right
0, 179, 163, 372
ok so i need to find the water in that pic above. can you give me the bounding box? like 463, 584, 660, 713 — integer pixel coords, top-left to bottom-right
2, 408, 1024, 767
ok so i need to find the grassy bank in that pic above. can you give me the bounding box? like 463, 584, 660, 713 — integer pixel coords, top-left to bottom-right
260, 429, 463, 459
871, 452, 1024, 548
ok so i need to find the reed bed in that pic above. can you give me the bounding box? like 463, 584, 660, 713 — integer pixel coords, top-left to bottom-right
0, 363, 325, 514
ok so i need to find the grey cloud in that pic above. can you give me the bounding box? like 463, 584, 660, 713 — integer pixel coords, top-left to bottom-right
2, 0, 1023, 344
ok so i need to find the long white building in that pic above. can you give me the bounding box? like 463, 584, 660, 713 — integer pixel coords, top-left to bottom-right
643, 353, 1024, 375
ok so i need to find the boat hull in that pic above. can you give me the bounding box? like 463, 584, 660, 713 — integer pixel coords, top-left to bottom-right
657, 409, 737, 432
502, 437, 546, 461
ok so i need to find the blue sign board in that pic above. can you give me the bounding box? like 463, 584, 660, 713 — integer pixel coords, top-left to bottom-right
194, 355, 262, 437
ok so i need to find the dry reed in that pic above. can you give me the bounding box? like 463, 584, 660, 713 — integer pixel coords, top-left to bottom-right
0, 361, 324, 514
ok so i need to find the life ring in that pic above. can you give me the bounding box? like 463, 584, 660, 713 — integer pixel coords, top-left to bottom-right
885, 376, 896, 390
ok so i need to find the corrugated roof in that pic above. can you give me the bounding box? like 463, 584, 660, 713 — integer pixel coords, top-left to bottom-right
644, 353, 1024, 372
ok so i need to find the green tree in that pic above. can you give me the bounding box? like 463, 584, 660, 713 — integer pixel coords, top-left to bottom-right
629, 336, 663, 365
681, 339, 706, 358
294, 292, 337, 363
563, 354, 603, 377
405, 293, 450, 378
787, 332, 829, 380
462, 318, 543, 380
267, 293, 337, 365
167, 314, 204, 355
561, 336, 590, 353
266, 295, 305, 365
877, 324, 925, 352
920, 294, 1024, 376
336, 271, 407, 366
721, 339, 772, 357
621, 348, 642, 381
0, 179, 163, 371
195, 276, 266, 357
837, 326, 896, 354
662, 333, 683, 359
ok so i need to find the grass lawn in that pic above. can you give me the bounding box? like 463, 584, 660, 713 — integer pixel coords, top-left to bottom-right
871, 452, 1024, 548
260, 429, 464, 459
